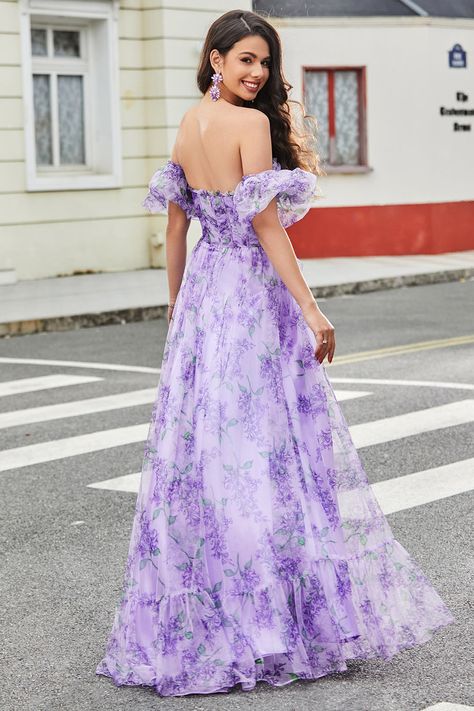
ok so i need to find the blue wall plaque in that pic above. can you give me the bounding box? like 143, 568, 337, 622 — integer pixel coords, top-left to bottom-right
449, 44, 467, 68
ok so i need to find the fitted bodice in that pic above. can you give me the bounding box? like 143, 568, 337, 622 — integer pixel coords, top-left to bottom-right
143, 158, 318, 248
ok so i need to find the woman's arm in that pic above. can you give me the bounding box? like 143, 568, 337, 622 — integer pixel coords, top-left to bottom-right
165, 148, 191, 321
166, 202, 189, 304
239, 111, 335, 364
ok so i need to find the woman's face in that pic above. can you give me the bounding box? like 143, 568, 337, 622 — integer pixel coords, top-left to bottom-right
210, 35, 271, 105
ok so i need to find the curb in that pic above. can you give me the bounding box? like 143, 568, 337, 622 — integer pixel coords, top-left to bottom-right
0, 267, 472, 338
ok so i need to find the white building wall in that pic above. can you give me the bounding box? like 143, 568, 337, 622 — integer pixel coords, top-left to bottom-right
275, 16, 474, 207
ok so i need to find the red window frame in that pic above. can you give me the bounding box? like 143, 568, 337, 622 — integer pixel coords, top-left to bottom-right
302, 65, 369, 173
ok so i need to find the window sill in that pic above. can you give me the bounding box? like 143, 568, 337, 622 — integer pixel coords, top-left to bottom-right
26, 172, 122, 192
321, 165, 373, 175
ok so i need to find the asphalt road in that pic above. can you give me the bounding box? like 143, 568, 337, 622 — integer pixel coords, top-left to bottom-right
0, 279, 473, 711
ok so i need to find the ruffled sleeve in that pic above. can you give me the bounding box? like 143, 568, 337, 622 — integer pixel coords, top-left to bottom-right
233, 160, 317, 228
142, 160, 195, 219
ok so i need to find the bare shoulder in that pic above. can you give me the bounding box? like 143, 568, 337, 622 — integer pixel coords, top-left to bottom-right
178, 103, 199, 125
233, 108, 270, 149
236, 106, 270, 127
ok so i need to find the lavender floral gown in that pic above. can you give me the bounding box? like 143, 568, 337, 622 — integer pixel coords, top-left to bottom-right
96, 158, 455, 696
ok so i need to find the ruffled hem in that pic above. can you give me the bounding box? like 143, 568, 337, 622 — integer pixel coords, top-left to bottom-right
95, 539, 455, 697
233, 165, 318, 228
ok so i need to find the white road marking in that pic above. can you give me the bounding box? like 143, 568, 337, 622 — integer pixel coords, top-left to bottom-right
0, 388, 157, 429
0, 384, 368, 429
330, 376, 474, 391
1, 400, 473, 475
90, 458, 474, 507
350, 400, 474, 449
333, 390, 371, 402
0, 374, 102, 397
88, 472, 141, 492
1, 359, 472, 392
370, 458, 474, 514
0, 424, 148, 473
0, 357, 160, 375
422, 704, 474, 710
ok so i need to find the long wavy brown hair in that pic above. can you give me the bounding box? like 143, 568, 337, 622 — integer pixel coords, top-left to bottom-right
196, 9, 324, 177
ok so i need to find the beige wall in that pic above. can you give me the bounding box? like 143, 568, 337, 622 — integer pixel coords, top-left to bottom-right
0, 0, 248, 280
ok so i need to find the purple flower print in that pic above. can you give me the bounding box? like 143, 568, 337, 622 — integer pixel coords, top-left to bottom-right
137, 511, 159, 557
96, 157, 455, 698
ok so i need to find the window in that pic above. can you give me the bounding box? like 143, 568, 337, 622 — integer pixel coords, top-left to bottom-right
20, 0, 121, 191
31, 25, 88, 169
303, 67, 369, 173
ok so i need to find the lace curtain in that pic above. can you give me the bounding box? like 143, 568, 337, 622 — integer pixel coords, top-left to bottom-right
31, 28, 85, 166
304, 69, 361, 166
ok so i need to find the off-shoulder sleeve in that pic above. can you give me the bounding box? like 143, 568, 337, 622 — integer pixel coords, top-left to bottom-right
142, 160, 195, 219
233, 165, 317, 228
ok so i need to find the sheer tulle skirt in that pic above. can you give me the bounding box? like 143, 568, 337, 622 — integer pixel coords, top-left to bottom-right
96, 239, 455, 696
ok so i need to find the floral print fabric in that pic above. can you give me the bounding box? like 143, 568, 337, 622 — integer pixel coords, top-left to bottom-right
96, 159, 455, 697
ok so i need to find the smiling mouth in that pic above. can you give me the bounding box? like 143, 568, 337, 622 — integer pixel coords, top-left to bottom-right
241, 80, 260, 91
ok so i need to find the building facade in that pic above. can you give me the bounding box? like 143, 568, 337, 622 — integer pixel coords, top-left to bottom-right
0, 0, 473, 281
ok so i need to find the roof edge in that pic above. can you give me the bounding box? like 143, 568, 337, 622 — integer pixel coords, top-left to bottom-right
398, 0, 429, 16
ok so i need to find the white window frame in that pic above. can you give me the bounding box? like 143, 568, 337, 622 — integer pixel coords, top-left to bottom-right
20, 0, 122, 191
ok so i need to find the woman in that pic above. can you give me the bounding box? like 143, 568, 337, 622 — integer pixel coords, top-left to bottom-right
96, 9, 455, 697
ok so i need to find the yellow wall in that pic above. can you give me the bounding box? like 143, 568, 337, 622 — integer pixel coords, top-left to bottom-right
0, 0, 247, 280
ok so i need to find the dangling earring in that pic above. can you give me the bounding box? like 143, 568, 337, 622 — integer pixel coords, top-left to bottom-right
210, 71, 223, 101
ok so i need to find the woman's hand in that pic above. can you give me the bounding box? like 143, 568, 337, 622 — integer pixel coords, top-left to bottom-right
167, 302, 175, 325
300, 300, 335, 364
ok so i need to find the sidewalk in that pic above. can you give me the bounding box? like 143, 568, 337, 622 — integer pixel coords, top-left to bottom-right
1, 250, 473, 336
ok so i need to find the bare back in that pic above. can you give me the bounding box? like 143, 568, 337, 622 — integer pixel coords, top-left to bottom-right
172, 101, 256, 193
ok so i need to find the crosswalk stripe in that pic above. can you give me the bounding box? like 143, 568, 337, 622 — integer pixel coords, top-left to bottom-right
0, 374, 102, 397
422, 704, 474, 710
88, 458, 474, 509
370, 458, 474, 514
0, 388, 157, 429
350, 400, 474, 449
0, 389, 368, 430
333, 390, 371, 402
1, 399, 472, 474
88, 472, 141, 492
0, 424, 148, 473
330, 376, 474, 391
0, 357, 160, 375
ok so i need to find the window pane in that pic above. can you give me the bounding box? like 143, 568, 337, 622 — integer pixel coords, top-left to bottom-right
303, 71, 329, 163
334, 70, 360, 165
58, 75, 85, 164
31, 28, 47, 56
53, 30, 80, 57
33, 74, 52, 165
